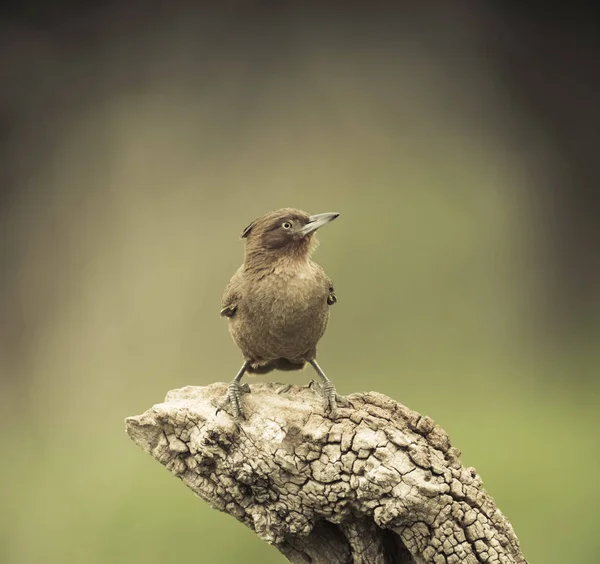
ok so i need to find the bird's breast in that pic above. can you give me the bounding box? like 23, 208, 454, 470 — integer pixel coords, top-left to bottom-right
259, 265, 326, 307
229, 263, 330, 360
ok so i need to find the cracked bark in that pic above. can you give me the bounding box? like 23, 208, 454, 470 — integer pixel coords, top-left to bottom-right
125, 383, 527, 564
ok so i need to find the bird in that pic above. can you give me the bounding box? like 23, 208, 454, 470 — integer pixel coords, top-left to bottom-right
219, 208, 340, 418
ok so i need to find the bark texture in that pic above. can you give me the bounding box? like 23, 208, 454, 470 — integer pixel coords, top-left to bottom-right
125, 382, 527, 564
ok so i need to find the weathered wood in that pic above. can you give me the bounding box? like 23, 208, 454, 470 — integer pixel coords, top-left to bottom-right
126, 382, 527, 564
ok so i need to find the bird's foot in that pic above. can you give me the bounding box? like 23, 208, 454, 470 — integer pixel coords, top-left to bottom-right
322, 381, 339, 419
276, 383, 292, 394
308, 380, 343, 418
218, 381, 250, 418
307, 380, 340, 418
281, 379, 341, 418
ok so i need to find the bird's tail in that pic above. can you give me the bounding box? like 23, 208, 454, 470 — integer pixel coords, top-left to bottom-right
246, 358, 306, 374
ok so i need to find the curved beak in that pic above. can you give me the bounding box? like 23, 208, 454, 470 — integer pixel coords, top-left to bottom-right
299, 212, 340, 236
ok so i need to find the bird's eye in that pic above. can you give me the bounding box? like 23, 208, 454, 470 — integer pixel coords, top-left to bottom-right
281, 221, 292, 230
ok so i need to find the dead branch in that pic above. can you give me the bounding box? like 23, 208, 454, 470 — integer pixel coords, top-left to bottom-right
125, 382, 527, 564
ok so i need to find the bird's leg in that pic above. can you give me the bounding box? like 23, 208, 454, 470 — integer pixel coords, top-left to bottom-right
220, 360, 251, 418
308, 359, 338, 418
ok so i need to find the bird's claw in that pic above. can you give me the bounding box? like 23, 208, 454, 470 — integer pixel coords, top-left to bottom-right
307, 379, 340, 414
218, 381, 250, 418
276, 383, 292, 394
321, 382, 339, 419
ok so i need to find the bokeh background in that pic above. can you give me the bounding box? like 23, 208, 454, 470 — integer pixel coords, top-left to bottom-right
1, 2, 599, 563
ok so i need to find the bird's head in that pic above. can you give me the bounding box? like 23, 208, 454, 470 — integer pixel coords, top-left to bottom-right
240, 208, 339, 266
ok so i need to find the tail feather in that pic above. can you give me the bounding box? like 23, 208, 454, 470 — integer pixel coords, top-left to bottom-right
246, 358, 306, 374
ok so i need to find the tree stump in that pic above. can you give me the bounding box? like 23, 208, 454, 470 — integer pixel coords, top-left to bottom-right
125, 382, 527, 564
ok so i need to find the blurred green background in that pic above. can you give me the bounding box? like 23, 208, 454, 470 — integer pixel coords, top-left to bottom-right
1, 4, 599, 564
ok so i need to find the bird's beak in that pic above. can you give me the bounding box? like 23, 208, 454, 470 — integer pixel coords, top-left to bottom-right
299, 212, 340, 236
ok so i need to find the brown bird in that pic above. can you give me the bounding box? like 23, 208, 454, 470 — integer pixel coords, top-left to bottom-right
220, 208, 340, 418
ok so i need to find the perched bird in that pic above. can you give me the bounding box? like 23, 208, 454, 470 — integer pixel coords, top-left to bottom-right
220, 208, 340, 418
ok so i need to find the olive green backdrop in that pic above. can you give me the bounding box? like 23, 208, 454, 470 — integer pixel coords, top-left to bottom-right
1, 5, 598, 564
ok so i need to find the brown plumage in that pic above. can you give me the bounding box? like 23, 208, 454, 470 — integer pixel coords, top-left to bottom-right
220, 208, 340, 418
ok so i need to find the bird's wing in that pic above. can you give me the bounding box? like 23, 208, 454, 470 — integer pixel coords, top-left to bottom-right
220, 267, 243, 318
314, 264, 337, 306
327, 282, 337, 306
